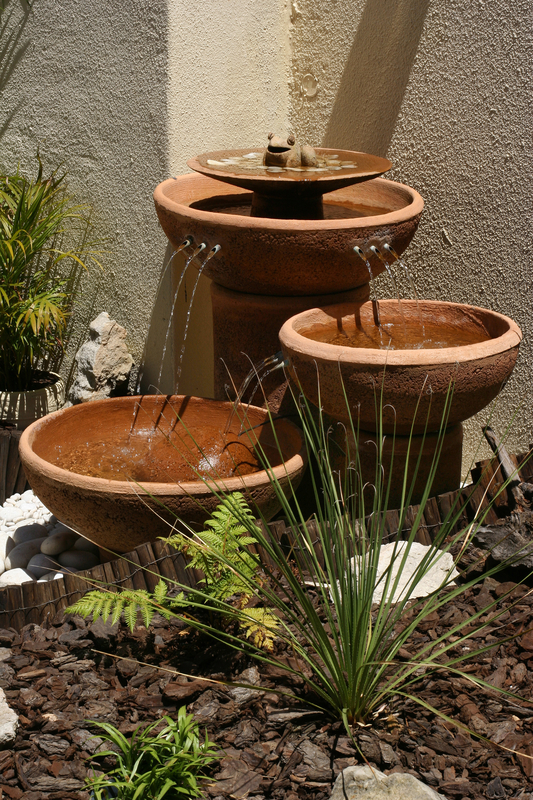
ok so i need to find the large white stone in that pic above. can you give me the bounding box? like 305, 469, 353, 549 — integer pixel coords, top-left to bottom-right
41, 530, 79, 555
330, 766, 446, 800
0, 507, 24, 524
37, 572, 64, 582
351, 541, 459, 604
0, 568, 35, 585
12, 523, 49, 544
5, 538, 47, 571
69, 312, 134, 404
0, 688, 18, 747
57, 549, 100, 571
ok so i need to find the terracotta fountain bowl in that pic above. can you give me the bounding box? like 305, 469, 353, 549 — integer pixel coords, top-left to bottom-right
153, 173, 423, 296
279, 300, 522, 434
19, 395, 306, 554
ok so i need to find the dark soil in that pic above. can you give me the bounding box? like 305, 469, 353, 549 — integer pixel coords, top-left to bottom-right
1, 568, 533, 800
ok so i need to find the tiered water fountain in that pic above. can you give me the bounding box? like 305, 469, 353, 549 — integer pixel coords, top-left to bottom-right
154, 135, 521, 506
19, 135, 522, 553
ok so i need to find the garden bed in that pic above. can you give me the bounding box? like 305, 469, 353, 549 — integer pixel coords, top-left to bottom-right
0, 573, 532, 800
0, 451, 532, 800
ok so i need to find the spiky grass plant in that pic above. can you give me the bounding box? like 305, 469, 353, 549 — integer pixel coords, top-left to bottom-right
69, 378, 532, 732
0, 158, 101, 391
86, 707, 219, 800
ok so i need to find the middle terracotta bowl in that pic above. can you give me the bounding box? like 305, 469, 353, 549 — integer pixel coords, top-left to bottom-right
279, 300, 522, 434
19, 396, 307, 553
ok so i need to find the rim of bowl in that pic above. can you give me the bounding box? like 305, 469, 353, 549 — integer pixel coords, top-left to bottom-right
279, 299, 523, 368
19, 398, 307, 496
153, 174, 424, 232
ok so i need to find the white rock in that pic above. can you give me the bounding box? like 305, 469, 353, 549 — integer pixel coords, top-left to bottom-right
350, 541, 459, 604
0, 536, 14, 561
0, 568, 35, 585
26, 553, 61, 579
330, 766, 446, 800
0, 648, 12, 662
12, 523, 49, 544
0, 507, 24, 524
0, 688, 18, 747
37, 572, 64, 582
73, 537, 100, 555
21, 489, 36, 502
57, 549, 100, 571
5, 538, 47, 571
41, 530, 79, 556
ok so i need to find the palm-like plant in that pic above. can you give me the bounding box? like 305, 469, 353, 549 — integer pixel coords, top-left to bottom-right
0, 159, 100, 391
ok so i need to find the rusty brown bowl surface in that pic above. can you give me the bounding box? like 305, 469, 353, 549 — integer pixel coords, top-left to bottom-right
187, 148, 392, 197
153, 173, 423, 296
19, 395, 306, 554
279, 300, 522, 434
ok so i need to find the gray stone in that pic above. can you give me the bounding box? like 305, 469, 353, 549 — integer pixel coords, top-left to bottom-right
57, 549, 100, 571
26, 553, 61, 579
69, 311, 134, 404
72, 537, 100, 555
329, 766, 446, 800
41, 530, 79, 555
11, 523, 49, 544
0, 688, 18, 747
4, 538, 47, 570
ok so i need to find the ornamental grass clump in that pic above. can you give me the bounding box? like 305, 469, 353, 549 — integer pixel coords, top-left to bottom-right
86, 707, 219, 800
0, 158, 101, 391
69, 378, 532, 734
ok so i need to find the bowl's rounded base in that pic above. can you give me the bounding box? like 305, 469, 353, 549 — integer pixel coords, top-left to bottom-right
329, 423, 463, 511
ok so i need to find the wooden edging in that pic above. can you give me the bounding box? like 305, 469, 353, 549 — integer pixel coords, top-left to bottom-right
0, 451, 530, 631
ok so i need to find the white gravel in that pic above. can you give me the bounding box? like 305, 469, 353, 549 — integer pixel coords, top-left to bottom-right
0, 489, 100, 586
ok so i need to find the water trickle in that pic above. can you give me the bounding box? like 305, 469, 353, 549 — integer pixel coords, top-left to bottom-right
354, 246, 382, 338
175, 244, 221, 393
384, 243, 425, 337
224, 351, 286, 435
152, 238, 200, 393
136, 238, 194, 393
370, 245, 406, 335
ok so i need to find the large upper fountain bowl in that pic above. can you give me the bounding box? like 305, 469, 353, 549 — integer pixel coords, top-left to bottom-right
19, 395, 306, 554
153, 172, 423, 296
279, 300, 522, 434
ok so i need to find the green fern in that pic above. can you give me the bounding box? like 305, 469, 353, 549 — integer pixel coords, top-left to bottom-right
66, 494, 279, 650
167, 492, 262, 603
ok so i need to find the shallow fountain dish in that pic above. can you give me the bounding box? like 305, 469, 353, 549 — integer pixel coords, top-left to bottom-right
19, 396, 306, 554
279, 300, 522, 434
153, 171, 423, 296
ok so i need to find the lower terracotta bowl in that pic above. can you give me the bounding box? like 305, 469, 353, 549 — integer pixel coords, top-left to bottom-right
279, 300, 522, 434
19, 395, 306, 553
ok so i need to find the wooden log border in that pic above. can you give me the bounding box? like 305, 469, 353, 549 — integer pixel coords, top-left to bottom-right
0, 450, 530, 631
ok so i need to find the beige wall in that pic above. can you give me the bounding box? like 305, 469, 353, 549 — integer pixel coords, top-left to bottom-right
289, 0, 532, 468
1, 0, 290, 397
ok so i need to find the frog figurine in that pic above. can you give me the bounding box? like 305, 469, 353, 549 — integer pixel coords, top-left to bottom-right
263, 133, 318, 168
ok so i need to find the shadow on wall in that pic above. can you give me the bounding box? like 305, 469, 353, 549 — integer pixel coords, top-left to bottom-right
323, 0, 430, 155
0, 0, 33, 143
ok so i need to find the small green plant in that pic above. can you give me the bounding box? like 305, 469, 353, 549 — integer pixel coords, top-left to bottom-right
86, 707, 219, 800
71, 492, 279, 651
0, 158, 100, 391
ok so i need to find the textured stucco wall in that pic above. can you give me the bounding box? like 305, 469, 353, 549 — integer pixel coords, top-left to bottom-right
164, 0, 291, 398
1, 0, 290, 397
289, 0, 533, 469
1, 0, 170, 390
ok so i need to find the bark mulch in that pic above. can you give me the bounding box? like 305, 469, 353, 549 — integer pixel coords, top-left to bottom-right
0, 570, 532, 800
